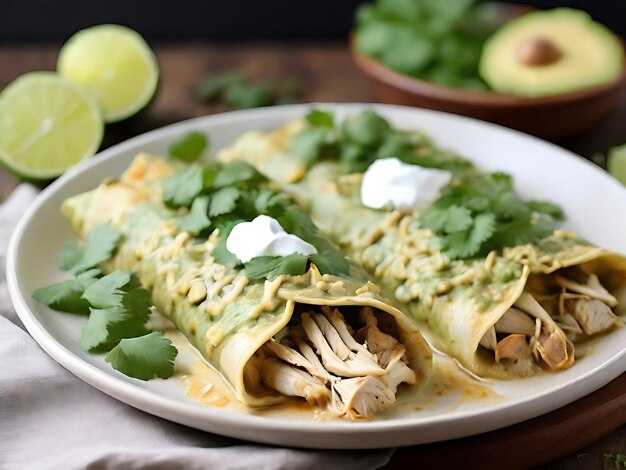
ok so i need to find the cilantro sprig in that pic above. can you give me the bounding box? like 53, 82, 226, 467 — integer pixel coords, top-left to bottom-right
33, 225, 178, 381
290, 109, 475, 174
420, 172, 564, 259
196, 70, 301, 109
163, 160, 350, 279
168, 131, 208, 163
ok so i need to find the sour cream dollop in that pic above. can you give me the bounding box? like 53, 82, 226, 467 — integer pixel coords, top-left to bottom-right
226, 215, 318, 263
360, 157, 452, 211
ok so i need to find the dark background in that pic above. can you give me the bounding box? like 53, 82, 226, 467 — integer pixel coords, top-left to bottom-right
0, 0, 624, 42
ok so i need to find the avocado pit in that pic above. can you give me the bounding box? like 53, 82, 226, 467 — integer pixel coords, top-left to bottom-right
516, 36, 562, 66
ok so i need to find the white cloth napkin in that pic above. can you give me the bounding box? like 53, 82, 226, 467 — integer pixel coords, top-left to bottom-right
0, 184, 393, 470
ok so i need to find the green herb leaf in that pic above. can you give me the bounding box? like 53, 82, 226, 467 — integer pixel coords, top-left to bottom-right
69, 224, 122, 274
421, 205, 473, 234
214, 160, 265, 187
32, 277, 96, 315
196, 71, 242, 102
342, 109, 391, 147
244, 254, 310, 281
80, 306, 150, 353
105, 332, 178, 380
58, 242, 83, 272
305, 109, 335, 128
528, 201, 565, 220
179, 196, 211, 234
209, 187, 241, 217
224, 82, 273, 109
444, 213, 496, 259
290, 126, 328, 164
211, 220, 243, 267
81, 270, 133, 309
309, 252, 350, 277
162, 165, 205, 208
168, 131, 208, 163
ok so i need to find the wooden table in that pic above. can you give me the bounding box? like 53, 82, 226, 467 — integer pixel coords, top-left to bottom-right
1, 43, 625, 469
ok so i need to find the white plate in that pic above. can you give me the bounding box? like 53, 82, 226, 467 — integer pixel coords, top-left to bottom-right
7, 104, 626, 449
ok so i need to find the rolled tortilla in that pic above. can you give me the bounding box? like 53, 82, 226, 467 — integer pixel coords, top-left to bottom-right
61, 154, 432, 418
217, 122, 626, 379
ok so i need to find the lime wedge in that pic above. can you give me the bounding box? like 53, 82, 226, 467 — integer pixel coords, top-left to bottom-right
608, 145, 626, 187
0, 72, 104, 180
58, 24, 159, 123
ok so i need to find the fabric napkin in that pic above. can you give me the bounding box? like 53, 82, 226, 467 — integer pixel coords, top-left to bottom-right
0, 184, 394, 470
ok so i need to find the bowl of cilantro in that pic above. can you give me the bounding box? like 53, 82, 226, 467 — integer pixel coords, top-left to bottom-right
351, 1, 624, 140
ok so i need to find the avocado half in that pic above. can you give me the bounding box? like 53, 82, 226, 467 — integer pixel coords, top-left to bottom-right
479, 8, 624, 98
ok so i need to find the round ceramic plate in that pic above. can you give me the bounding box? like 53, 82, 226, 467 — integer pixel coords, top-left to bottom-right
7, 104, 626, 449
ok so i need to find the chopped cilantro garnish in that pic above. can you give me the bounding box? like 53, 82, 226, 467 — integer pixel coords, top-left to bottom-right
34, 227, 178, 381
209, 187, 241, 217
163, 158, 351, 279
80, 306, 150, 353
105, 332, 178, 381
196, 70, 301, 109
58, 224, 122, 274
168, 131, 208, 163
421, 172, 564, 259
162, 165, 205, 208
179, 196, 211, 235
32, 276, 96, 315
289, 109, 474, 175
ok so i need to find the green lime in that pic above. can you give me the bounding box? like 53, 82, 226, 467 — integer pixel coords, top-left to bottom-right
58, 24, 159, 123
607, 145, 626, 187
0, 72, 104, 180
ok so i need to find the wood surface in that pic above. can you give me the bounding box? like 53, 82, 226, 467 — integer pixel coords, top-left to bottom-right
1, 43, 625, 470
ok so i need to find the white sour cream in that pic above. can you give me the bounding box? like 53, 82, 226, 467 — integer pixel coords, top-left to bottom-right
360, 157, 452, 211
226, 215, 318, 263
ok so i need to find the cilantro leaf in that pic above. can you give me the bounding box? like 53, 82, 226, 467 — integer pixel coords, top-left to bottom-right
245, 254, 310, 280
290, 126, 329, 165
421, 205, 472, 234
305, 109, 335, 128
81, 270, 133, 309
58, 242, 83, 272
443, 213, 496, 259
224, 81, 273, 109
32, 277, 96, 315
69, 224, 122, 274
121, 288, 153, 321
80, 306, 149, 353
179, 196, 211, 234
196, 71, 242, 101
309, 252, 350, 277
168, 131, 208, 163
162, 165, 205, 208
211, 220, 243, 267
209, 187, 241, 217
214, 161, 265, 187
105, 332, 178, 381
342, 109, 390, 147
528, 201, 565, 220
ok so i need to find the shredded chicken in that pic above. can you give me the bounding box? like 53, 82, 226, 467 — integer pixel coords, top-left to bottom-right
260, 358, 330, 403
255, 306, 416, 420
515, 292, 574, 370
565, 298, 621, 336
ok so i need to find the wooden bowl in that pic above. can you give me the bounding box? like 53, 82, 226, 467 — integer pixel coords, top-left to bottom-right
350, 24, 626, 141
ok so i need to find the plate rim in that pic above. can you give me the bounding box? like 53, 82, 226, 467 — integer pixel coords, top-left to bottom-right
6, 103, 626, 449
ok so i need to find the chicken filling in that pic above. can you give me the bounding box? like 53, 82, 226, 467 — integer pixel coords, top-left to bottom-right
479, 270, 621, 375
244, 306, 417, 419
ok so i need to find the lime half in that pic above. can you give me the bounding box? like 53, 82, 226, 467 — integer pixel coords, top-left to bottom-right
58, 24, 159, 123
608, 145, 626, 187
0, 72, 103, 180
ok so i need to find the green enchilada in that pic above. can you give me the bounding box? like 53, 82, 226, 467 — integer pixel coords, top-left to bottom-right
55, 154, 432, 419
217, 110, 626, 379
